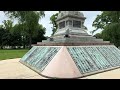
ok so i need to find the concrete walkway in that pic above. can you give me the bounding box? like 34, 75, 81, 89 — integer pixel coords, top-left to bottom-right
0, 58, 46, 79
0, 58, 120, 79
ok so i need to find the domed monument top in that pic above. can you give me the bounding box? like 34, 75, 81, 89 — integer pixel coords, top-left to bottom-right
56, 11, 85, 21
54, 11, 88, 37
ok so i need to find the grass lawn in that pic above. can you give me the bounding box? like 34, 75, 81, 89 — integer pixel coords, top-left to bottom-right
0, 49, 29, 60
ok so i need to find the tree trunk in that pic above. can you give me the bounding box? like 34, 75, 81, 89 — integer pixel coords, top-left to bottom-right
29, 34, 32, 49
1, 43, 3, 49
23, 36, 26, 49
23, 44, 25, 49
0, 46, 3, 49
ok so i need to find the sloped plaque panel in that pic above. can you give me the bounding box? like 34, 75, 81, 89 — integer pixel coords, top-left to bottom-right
67, 46, 120, 75
20, 45, 120, 78
20, 46, 61, 72
67, 47, 98, 74
97, 46, 120, 66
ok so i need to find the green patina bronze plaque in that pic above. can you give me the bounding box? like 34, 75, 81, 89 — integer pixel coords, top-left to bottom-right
20, 46, 61, 72
67, 46, 120, 75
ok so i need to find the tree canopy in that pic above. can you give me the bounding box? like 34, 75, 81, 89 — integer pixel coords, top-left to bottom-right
92, 11, 120, 47
4, 11, 45, 48
0, 11, 46, 49
50, 13, 59, 36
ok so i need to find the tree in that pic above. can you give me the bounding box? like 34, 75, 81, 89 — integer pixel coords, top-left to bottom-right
32, 24, 47, 44
0, 20, 14, 49
0, 27, 5, 49
0, 25, 3, 28
92, 11, 120, 47
50, 13, 59, 35
93, 33, 102, 39
4, 11, 45, 48
102, 23, 120, 47
10, 24, 23, 49
0, 27, 11, 49
12, 23, 29, 49
2, 20, 13, 31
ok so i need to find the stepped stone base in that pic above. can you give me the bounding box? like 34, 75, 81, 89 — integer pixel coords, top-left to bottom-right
35, 42, 113, 46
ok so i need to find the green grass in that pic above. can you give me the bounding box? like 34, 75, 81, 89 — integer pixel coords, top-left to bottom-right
0, 49, 29, 60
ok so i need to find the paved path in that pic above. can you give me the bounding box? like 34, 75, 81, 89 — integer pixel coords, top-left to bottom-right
0, 58, 120, 79
0, 58, 46, 79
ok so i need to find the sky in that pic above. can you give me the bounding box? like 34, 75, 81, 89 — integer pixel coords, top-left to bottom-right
0, 11, 102, 36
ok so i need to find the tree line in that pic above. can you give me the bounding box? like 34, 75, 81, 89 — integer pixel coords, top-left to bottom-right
92, 11, 120, 47
0, 11, 47, 49
1, 11, 119, 49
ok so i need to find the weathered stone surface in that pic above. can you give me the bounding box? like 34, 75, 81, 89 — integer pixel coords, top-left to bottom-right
39, 11, 110, 45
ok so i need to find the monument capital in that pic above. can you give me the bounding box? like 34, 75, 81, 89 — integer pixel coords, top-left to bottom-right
56, 11, 86, 21
54, 11, 88, 37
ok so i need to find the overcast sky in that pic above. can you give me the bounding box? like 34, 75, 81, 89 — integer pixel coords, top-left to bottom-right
0, 11, 102, 36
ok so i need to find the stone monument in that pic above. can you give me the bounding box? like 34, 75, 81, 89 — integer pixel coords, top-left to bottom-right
20, 11, 120, 79
37, 11, 110, 45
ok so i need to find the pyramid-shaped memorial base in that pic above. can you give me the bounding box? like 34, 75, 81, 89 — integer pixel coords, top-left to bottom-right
20, 45, 120, 78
